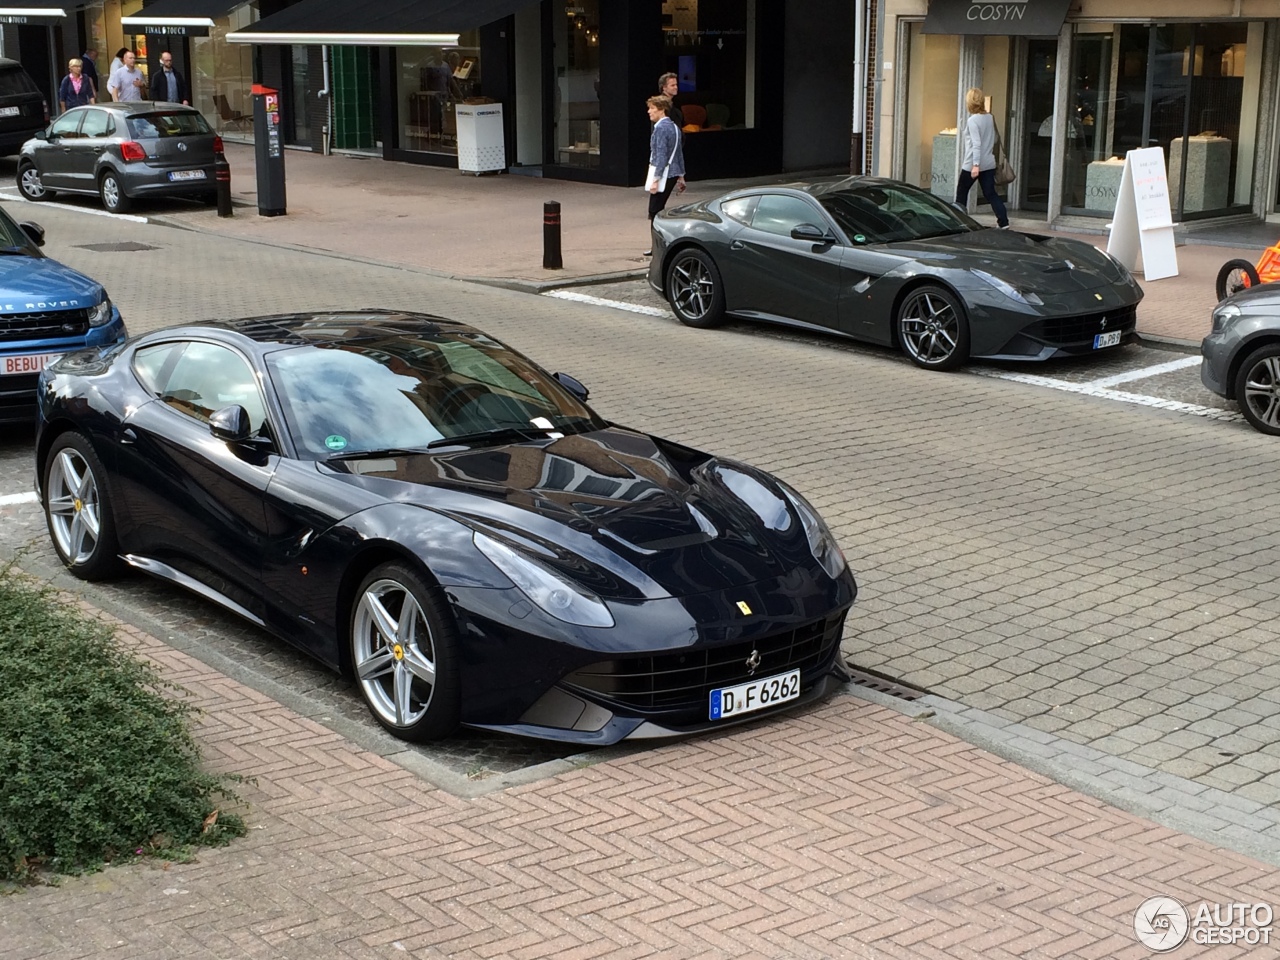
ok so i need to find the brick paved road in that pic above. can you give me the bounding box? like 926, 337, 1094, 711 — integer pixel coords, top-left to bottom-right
2, 202, 1279, 857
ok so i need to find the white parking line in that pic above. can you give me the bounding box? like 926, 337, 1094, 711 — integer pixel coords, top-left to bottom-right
0, 491, 38, 506
0, 188, 149, 224
545, 289, 669, 317
1083, 354, 1202, 388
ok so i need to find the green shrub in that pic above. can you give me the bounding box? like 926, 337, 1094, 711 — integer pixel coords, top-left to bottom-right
0, 569, 246, 882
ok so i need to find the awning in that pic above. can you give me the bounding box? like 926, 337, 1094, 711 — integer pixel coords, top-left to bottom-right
923, 0, 1072, 37
227, 0, 536, 46
0, 4, 66, 25
121, 0, 247, 37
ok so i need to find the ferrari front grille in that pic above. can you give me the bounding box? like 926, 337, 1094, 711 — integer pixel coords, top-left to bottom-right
563, 613, 844, 716
1033, 305, 1137, 346
0, 308, 89, 343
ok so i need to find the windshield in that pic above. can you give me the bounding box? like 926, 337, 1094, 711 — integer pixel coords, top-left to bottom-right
817, 182, 980, 244
265, 329, 606, 459
126, 111, 212, 139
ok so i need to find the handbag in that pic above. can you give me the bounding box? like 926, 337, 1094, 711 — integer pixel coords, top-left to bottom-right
993, 122, 1017, 186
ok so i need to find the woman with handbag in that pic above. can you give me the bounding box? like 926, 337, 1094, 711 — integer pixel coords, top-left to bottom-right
955, 87, 1009, 229
643, 94, 685, 256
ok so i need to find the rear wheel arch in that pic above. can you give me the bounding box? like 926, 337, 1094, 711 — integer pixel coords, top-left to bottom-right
658, 239, 713, 296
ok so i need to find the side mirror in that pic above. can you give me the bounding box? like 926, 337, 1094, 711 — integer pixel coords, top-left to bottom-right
18, 221, 44, 247
34, 130, 48, 141
790, 223, 834, 244
553, 371, 589, 402
209, 404, 253, 442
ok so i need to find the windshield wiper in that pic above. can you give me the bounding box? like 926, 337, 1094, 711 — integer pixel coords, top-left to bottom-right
427, 425, 546, 449
326, 446, 430, 462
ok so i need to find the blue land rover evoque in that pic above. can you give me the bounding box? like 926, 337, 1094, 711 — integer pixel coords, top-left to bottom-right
0, 204, 125, 422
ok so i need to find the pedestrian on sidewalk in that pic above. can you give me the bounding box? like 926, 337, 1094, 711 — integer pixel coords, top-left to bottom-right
955, 86, 1009, 229
80, 47, 99, 100
108, 50, 147, 103
658, 72, 684, 129
149, 51, 188, 105
644, 94, 685, 257
58, 59, 95, 113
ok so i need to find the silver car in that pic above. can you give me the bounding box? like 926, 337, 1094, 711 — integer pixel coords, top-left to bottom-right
16, 101, 222, 214
1201, 285, 1280, 435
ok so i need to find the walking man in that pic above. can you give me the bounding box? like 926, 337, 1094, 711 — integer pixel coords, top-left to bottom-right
80, 47, 99, 100
108, 51, 146, 102
149, 52, 188, 105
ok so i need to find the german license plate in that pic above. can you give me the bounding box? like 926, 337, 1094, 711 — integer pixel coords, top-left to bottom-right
709, 669, 800, 720
0, 106, 18, 117
1094, 330, 1122, 349
2, 352, 61, 376
168, 169, 206, 181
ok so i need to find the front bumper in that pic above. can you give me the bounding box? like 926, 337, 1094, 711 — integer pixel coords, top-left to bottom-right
0, 307, 126, 423
968, 279, 1144, 361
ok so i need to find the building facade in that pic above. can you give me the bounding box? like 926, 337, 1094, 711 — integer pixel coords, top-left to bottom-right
875, 0, 1280, 226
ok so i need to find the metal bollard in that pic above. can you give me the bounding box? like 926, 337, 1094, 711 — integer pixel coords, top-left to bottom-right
543, 200, 562, 270
215, 153, 233, 218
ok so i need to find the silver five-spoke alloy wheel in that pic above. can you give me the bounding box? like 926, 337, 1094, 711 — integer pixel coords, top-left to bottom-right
351, 577, 440, 729
46, 446, 104, 566
1237, 346, 1280, 435
671, 257, 714, 320
897, 285, 969, 371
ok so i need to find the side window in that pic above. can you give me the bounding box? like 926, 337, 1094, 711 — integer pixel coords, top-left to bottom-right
749, 195, 826, 239
79, 109, 112, 138
49, 112, 83, 139
160, 341, 268, 430
132, 342, 182, 395
720, 195, 758, 226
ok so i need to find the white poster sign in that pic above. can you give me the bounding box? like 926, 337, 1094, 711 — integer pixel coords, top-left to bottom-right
1107, 146, 1178, 281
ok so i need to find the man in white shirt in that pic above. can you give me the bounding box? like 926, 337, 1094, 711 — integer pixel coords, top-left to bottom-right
108, 51, 147, 103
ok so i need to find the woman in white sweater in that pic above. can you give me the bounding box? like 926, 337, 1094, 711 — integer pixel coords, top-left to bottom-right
955, 87, 1008, 228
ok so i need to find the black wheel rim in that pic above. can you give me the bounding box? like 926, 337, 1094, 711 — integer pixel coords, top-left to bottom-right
670, 256, 715, 321
900, 291, 959, 365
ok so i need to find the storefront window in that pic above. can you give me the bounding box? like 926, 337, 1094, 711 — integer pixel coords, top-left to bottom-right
902, 24, 959, 198
553, 1, 600, 169
660, 0, 756, 134
1068, 22, 1260, 220
397, 30, 481, 155
192, 3, 257, 139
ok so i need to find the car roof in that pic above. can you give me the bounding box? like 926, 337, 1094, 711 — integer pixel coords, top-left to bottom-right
73, 101, 202, 115
720, 175, 914, 201
149, 311, 472, 348
0, 58, 27, 71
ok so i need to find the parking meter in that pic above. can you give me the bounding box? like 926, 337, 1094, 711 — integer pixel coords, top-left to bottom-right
251, 83, 286, 216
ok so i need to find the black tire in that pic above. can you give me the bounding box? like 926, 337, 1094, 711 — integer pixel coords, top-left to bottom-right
896, 284, 971, 371
1216, 259, 1260, 302
666, 247, 727, 329
1233, 342, 1280, 436
42, 432, 124, 581
99, 170, 132, 214
349, 562, 460, 741
17, 162, 53, 201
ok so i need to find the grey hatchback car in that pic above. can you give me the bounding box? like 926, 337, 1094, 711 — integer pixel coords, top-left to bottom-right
1201, 285, 1280, 435
16, 102, 222, 213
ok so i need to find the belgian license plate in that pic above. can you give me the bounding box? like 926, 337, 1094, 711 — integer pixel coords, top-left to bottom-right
1094, 330, 1122, 349
2, 352, 61, 376
709, 669, 800, 720
0, 106, 18, 117
168, 169, 206, 181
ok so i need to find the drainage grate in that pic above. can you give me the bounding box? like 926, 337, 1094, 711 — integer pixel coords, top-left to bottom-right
74, 241, 160, 252
845, 665, 929, 702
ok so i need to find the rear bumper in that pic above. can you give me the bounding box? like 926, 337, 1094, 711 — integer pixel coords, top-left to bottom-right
113, 163, 217, 197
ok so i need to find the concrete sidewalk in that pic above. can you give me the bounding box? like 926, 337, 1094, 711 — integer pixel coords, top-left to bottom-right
151, 141, 1266, 345
4, 607, 1278, 959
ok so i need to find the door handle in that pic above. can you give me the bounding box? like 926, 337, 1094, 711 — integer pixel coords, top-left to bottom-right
730, 240, 745, 250
120, 427, 138, 445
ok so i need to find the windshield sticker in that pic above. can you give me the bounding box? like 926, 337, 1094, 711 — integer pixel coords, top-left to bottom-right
324, 435, 348, 451
854, 234, 866, 244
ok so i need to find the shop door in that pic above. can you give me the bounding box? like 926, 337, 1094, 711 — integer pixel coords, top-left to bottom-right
1021, 40, 1057, 211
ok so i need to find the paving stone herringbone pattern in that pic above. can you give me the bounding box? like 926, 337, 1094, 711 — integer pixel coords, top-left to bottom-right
2, 612, 1275, 960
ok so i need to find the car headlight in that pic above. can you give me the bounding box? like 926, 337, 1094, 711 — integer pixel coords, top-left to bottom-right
1211, 302, 1241, 335
970, 268, 1043, 306
87, 296, 112, 328
777, 483, 847, 579
473, 531, 614, 628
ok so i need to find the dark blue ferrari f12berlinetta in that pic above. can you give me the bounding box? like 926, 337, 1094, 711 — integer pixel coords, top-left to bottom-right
35, 311, 857, 744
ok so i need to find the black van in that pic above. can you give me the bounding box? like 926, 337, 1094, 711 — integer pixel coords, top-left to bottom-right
0, 58, 47, 156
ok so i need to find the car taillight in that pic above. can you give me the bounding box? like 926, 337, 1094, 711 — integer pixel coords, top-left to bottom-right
213, 135, 224, 153
120, 141, 147, 161
42, 99, 49, 123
